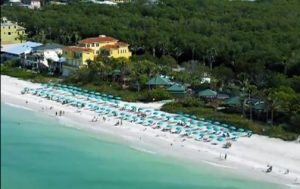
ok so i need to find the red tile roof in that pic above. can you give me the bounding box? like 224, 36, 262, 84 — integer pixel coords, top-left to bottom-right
79, 36, 118, 44
102, 42, 129, 50
64, 46, 93, 52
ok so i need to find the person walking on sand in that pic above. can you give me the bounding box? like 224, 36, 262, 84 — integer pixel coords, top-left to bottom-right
225, 153, 227, 160
55, 112, 58, 116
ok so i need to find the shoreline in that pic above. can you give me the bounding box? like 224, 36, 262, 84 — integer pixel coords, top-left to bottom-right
1, 75, 300, 188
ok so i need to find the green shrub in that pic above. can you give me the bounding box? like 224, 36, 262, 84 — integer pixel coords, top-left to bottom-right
139, 88, 172, 102
266, 126, 298, 141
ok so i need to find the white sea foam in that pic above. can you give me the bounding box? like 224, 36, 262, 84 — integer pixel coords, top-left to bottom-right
130, 146, 157, 155
5, 102, 33, 111
202, 160, 236, 169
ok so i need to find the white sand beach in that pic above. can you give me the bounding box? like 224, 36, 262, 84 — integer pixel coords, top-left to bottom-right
1, 75, 300, 188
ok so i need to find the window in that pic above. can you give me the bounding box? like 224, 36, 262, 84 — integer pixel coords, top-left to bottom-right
87, 44, 90, 47
96, 44, 99, 47
8, 26, 10, 29
8, 32, 11, 35
14, 26, 16, 29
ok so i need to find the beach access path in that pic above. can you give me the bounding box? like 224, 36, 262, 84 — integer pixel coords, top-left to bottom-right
1, 75, 300, 189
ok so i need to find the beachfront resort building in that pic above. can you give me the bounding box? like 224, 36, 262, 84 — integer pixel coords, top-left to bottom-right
24, 43, 65, 74
1, 41, 42, 63
62, 46, 95, 76
1, 17, 26, 44
78, 35, 132, 59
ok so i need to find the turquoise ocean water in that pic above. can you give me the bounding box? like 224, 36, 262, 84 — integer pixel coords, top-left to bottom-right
1, 103, 285, 189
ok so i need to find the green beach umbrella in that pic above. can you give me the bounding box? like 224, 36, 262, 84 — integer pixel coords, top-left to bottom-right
209, 135, 215, 139
237, 128, 245, 132
184, 114, 190, 117
197, 123, 204, 127
190, 120, 197, 125
191, 115, 197, 119
185, 129, 192, 134
176, 126, 183, 131
217, 137, 224, 142
222, 124, 228, 128
206, 125, 213, 130
174, 117, 180, 121
213, 126, 220, 131
115, 97, 121, 100
199, 117, 205, 121
108, 95, 114, 99
160, 113, 166, 117
153, 112, 159, 115
95, 92, 101, 95
229, 126, 236, 130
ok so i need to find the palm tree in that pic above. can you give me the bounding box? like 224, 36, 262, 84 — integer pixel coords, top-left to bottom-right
15, 33, 27, 43
245, 84, 257, 121
206, 48, 217, 71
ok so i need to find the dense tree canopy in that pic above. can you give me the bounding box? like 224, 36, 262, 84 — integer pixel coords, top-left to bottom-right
2, 0, 300, 74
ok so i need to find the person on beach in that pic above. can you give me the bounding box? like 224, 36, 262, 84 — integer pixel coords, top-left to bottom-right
121, 119, 123, 125
284, 169, 289, 175
266, 165, 272, 173
25, 100, 28, 104
55, 112, 58, 116
224, 153, 227, 160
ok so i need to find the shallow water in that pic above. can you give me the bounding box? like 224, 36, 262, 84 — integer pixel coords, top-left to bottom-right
1, 103, 285, 189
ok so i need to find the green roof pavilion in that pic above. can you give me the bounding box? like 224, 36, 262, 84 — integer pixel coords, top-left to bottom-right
198, 89, 217, 97
146, 75, 172, 86
166, 84, 186, 93
223, 96, 241, 107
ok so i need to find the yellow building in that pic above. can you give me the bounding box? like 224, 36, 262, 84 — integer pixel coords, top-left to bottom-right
102, 42, 132, 59
78, 35, 132, 59
62, 46, 95, 67
1, 17, 26, 44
